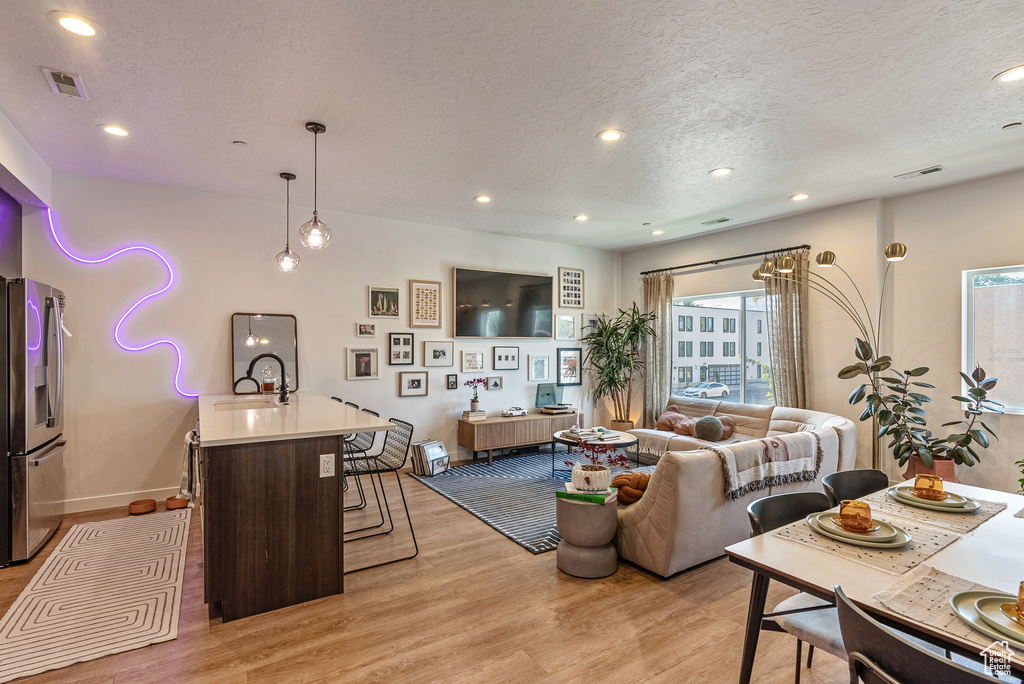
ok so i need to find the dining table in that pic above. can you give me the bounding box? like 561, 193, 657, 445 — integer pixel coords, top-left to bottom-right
725, 480, 1024, 683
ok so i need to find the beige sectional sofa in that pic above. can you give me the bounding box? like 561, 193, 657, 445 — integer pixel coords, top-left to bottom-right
617, 396, 856, 577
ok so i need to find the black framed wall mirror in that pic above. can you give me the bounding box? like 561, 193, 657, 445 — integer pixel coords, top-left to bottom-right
231, 313, 299, 394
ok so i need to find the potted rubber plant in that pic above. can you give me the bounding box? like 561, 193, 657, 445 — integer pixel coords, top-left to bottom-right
581, 303, 655, 431
840, 338, 1002, 481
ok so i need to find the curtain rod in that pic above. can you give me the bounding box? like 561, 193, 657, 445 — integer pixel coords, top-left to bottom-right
639, 243, 811, 276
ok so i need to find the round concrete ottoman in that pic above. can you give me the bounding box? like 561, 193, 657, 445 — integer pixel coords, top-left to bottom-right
556, 497, 618, 578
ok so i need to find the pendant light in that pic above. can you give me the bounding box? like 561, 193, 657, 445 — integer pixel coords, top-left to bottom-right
242, 315, 259, 348
276, 173, 300, 272
298, 121, 331, 249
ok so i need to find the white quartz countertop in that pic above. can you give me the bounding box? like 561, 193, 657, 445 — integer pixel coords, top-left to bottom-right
198, 392, 395, 447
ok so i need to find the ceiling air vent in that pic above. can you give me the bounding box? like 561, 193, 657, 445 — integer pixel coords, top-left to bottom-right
41, 68, 88, 99
700, 217, 732, 226
894, 165, 944, 180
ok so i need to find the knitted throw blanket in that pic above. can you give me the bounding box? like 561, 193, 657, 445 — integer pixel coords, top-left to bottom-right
637, 431, 675, 461
709, 430, 825, 501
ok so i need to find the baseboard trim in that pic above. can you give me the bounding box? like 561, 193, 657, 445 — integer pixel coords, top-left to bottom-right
63, 487, 180, 514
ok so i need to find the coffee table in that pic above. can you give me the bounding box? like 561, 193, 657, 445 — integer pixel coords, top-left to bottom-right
551, 429, 640, 475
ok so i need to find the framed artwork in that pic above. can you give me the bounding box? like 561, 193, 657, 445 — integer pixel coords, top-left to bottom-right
409, 280, 442, 328
369, 286, 399, 318
557, 347, 582, 386
555, 314, 576, 341
389, 332, 415, 366
492, 345, 520, 371
446, 374, 458, 390
527, 354, 551, 382
356, 323, 376, 338
558, 267, 584, 308
461, 350, 485, 373
346, 347, 379, 380
399, 371, 428, 397
486, 376, 503, 391
423, 340, 454, 367
580, 312, 601, 334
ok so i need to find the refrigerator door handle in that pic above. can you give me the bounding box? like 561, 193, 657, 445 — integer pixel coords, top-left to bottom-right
44, 297, 63, 428
31, 441, 67, 467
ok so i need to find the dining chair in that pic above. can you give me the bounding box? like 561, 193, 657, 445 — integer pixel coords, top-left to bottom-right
344, 417, 419, 574
835, 586, 991, 684
823, 469, 890, 507
747, 492, 846, 684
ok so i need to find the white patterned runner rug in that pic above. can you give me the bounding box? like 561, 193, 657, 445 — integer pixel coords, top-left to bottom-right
0, 509, 190, 683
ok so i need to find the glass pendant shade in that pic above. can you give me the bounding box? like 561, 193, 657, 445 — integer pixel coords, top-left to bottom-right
777, 255, 795, 273
276, 247, 300, 272
242, 316, 259, 348
758, 258, 776, 277
816, 250, 837, 267
752, 268, 768, 282
299, 212, 332, 249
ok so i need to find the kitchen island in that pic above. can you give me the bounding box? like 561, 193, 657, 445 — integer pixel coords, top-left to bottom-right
198, 392, 393, 622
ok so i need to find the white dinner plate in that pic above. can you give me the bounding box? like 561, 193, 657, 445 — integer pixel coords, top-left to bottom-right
893, 485, 969, 508
887, 487, 980, 513
806, 513, 912, 548
974, 596, 1024, 643
950, 592, 1024, 651
814, 512, 899, 543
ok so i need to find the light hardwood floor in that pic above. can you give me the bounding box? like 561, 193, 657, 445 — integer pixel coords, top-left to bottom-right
0, 470, 848, 683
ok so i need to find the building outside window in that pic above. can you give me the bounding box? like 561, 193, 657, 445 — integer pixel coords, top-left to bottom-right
671, 293, 772, 403
678, 315, 693, 332
963, 265, 1024, 413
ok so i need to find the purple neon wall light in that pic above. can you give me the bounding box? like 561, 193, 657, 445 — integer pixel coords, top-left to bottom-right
45, 208, 197, 397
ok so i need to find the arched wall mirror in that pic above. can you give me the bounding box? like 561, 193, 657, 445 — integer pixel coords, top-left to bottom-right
231, 313, 298, 394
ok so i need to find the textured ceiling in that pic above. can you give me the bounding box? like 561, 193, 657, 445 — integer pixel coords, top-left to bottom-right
1, 0, 1023, 249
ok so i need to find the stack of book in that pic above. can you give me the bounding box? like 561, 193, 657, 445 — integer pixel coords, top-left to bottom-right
411, 440, 451, 477
555, 483, 618, 505
540, 404, 574, 415
576, 429, 621, 442
462, 410, 486, 422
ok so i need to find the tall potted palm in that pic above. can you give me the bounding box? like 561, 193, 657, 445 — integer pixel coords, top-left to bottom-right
581, 303, 656, 431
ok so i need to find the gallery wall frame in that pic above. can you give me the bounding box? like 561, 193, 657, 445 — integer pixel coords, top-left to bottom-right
369, 286, 400, 318
558, 267, 584, 309
556, 347, 582, 386
399, 371, 428, 397
424, 340, 454, 367
389, 332, 415, 366
492, 345, 520, 371
347, 347, 380, 380
409, 279, 442, 328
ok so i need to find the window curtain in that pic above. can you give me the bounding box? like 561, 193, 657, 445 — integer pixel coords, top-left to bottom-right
764, 251, 810, 408
642, 273, 674, 428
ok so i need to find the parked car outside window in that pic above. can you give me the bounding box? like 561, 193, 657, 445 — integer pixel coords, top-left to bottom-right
681, 381, 729, 398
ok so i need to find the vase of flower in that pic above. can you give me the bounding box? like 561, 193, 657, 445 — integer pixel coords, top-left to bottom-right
571, 462, 612, 492
464, 377, 486, 413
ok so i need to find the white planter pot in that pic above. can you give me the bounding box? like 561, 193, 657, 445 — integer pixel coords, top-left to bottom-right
571, 463, 612, 491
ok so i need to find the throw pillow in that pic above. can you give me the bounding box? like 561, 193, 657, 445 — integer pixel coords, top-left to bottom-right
656, 406, 689, 433
612, 472, 651, 505
719, 415, 736, 440
693, 415, 724, 442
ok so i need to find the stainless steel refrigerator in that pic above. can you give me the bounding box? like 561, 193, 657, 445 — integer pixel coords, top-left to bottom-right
1, 278, 66, 566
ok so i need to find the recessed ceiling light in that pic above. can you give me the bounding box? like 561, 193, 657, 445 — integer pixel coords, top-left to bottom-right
709, 167, 734, 177
574, 215, 589, 221
597, 130, 623, 142
789, 193, 809, 201
993, 65, 1024, 83
48, 11, 106, 38
99, 124, 128, 137
474, 195, 491, 203
651, 230, 664, 235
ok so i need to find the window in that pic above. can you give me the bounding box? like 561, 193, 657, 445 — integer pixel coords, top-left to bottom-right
671, 292, 773, 404
963, 265, 1024, 413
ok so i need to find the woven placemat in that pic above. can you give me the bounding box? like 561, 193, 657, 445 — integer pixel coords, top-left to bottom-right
773, 517, 961, 575
873, 566, 1020, 655
861, 490, 1006, 535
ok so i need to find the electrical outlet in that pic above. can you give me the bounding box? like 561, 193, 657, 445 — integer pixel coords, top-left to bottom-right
320, 453, 335, 478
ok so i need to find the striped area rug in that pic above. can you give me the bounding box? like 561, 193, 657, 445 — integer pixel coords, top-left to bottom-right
0, 510, 190, 683
409, 453, 653, 554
